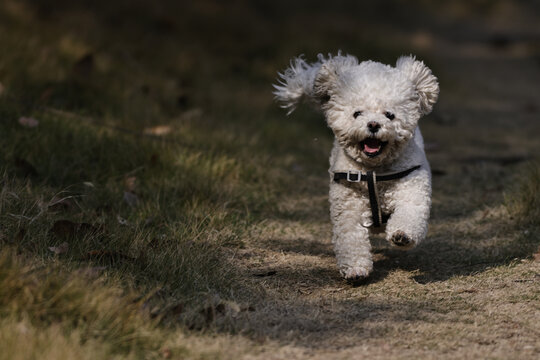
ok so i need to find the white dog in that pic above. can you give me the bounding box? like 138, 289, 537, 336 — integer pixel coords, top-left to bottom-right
274, 53, 439, 281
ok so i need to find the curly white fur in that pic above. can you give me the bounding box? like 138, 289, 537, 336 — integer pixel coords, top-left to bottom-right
274, 53, 439, 280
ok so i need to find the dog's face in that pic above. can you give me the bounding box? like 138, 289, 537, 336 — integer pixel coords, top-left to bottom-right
315, 57, 439, 167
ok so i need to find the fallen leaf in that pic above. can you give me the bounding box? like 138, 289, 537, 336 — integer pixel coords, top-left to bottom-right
48, 242, 69, 254
123, 191, 138, 207
18, 117, 39, 128
143, 125, 172, 136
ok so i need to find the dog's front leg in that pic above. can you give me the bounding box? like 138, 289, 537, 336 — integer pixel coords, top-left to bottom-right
385, 171, 432, 249
330, 182, 373, 280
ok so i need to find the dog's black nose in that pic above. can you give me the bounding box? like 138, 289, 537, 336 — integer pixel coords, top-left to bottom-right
367, 121, 380, 133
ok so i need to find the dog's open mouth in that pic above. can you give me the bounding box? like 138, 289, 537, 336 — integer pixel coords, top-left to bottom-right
360, 138, 387, 157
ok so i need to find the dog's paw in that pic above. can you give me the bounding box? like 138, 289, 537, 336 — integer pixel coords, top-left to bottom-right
341, 266, 371, 284
390, 230, 415, 249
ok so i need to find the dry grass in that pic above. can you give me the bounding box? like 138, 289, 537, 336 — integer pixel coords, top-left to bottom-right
0, 317, 116, 360
0, 250, 262, 360
0, 250, 162, 358
0, 0, 539, 359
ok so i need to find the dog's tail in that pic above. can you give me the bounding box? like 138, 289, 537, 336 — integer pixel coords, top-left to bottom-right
272, 55, 325, 115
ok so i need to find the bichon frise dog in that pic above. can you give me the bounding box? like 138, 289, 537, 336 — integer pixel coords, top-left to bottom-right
273, 53, 439, 281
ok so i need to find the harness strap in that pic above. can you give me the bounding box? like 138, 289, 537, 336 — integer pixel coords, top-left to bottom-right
333, 165, 421, 182
333, 165, 421, 227
366, 171, 382, 227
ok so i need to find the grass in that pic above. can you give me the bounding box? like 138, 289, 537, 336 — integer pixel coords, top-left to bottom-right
0, 250, 162, 358
505, 162, 540, 226
1, 0, 540, 359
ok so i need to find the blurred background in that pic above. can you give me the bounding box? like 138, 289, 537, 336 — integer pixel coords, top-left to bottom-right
2, 0, 538, 211
1, 0, 539, 121
2, 0, 539, 172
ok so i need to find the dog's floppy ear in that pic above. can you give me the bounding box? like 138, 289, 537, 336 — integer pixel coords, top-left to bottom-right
314, 54, 358, 107
396, 56, 439, 115
273, 53, 358, 114
273, 56, 318, 114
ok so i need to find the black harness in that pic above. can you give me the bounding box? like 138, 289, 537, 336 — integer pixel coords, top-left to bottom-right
333, 165, 421, 227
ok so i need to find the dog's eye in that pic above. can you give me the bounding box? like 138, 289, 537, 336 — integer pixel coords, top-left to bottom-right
353, 111, 362, 119
384, 111, 395, 120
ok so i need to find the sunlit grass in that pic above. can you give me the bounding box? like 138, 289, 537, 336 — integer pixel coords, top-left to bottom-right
0, 250, 164, 358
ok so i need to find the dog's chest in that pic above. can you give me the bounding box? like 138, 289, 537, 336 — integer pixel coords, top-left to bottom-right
353, 181, 396, 214
378, 182, 396, 214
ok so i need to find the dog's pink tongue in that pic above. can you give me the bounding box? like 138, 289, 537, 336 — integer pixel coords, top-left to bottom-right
363, 139, 381, 153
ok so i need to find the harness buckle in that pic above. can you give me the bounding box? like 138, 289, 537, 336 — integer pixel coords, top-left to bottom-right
347, 170, 362, 182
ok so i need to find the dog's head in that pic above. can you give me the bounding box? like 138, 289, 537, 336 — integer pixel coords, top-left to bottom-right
274, 54, 439, 167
